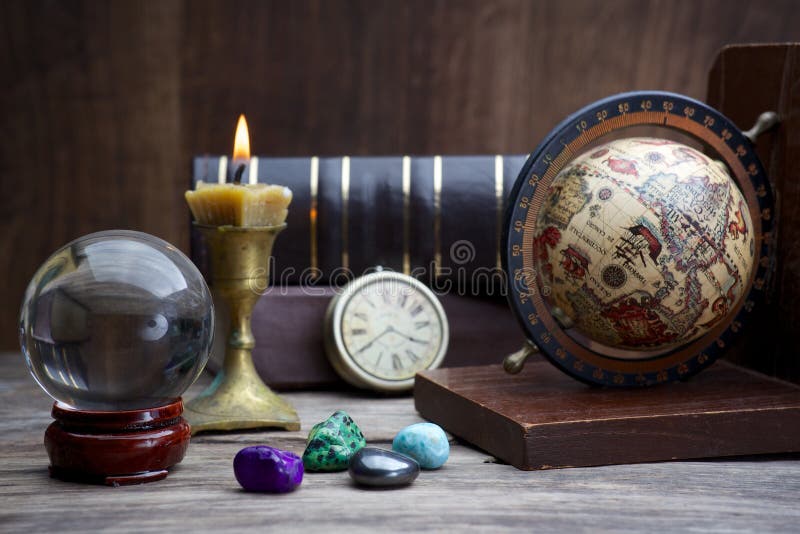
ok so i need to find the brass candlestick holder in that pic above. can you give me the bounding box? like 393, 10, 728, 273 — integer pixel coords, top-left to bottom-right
184, 223, 300, 434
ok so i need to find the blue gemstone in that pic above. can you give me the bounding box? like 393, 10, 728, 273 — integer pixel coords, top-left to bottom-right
392, 422, 449, 469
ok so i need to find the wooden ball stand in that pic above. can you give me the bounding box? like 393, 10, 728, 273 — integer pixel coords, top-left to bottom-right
44, 399, 191, 486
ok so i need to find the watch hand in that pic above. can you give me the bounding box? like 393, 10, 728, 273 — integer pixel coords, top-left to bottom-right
354, 327, 392, 354
392, 328, 428, 344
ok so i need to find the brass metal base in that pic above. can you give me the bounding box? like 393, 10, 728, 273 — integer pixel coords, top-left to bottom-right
184, 364, 300, 434
185, 223, 300, 435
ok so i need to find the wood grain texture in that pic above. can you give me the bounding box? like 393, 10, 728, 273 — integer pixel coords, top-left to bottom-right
415, 359, 800, 470
2, 353, 800, 532
708, 44, 800, 383
2, 1, 800, 350
0, 0, 184, 349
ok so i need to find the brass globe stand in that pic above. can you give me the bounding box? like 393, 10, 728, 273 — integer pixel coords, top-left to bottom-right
184, 224, 300, 434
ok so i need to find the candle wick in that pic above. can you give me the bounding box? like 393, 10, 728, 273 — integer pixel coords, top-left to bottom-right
233, 163, 246, 185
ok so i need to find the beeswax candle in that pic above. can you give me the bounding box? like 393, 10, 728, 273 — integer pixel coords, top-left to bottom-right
185, 114, 292, 227
185, 181, 292, 226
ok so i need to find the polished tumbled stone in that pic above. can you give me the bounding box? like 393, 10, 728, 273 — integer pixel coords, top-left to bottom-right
302, 410, 366, 472
392, 422, 450, 469
348, 447, 420, 487
233, 445, 303, 493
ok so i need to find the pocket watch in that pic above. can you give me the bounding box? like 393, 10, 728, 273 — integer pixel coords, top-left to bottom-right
324, 270, 449, 392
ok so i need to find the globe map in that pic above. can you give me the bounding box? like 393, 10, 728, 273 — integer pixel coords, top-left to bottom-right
534, 137, 754, 354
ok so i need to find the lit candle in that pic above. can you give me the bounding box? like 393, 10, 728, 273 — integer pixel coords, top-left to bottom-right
185, 115, 292, 226
230, 114, 250, 184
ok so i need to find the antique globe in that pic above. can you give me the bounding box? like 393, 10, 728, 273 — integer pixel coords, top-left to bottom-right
534, 137, 754, 356
19, 230, 215, 411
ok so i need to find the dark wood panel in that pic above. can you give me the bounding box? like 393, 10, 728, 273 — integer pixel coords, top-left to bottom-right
708, 44, 800, 383
0, 0, 185, 349
2, 0, 800, 349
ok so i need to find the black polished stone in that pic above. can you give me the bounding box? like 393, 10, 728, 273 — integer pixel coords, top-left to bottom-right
348, 447, 420, 487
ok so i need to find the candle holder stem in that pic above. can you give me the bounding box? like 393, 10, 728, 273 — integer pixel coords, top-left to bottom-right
184, 224, 300, 434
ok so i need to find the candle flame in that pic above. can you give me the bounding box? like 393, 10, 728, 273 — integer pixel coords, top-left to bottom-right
232, 114, 250, 160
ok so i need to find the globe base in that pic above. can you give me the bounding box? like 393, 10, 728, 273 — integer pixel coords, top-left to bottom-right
44, 399, 190, 486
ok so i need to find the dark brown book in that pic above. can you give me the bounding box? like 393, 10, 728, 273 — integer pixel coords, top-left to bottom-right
206, 286, 523, 389
192, 154, 529, 388
192, 154, 527, 291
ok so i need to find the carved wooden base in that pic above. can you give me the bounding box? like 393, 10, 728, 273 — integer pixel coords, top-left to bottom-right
44, 399, 191, 486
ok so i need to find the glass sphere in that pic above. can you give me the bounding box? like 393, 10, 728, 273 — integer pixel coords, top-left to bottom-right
19, 230, 214, 410
535, 137, 754, 354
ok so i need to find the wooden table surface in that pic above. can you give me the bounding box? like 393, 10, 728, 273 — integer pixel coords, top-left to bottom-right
2, 352, 799, 533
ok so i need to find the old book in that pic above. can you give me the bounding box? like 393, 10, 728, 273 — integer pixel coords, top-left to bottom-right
191, 154, 529, 387
205, 286, 523, 389
192, 154, 527, 292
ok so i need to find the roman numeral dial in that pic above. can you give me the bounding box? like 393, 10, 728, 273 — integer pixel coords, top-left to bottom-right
330, 272, 449, 392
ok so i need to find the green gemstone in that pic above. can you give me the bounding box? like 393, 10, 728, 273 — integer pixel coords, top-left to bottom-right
302, 411, 366, 472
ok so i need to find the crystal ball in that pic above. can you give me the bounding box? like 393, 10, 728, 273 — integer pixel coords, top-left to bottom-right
19, 230, 214, 410
535, 137, 754, 353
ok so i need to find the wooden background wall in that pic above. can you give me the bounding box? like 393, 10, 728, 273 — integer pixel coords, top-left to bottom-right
1, 0, 799, 350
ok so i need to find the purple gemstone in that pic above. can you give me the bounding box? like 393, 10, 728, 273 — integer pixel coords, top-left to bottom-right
234, 446, 304, 493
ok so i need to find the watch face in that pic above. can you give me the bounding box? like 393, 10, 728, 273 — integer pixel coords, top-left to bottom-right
327, 272, 449, 391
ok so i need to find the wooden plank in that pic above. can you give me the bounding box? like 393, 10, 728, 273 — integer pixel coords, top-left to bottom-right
415, 359, 800, 470
707, 44, 800, 383
4, 0, 800, 350
0, 0, 185, 350
1, 353, 800, 532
